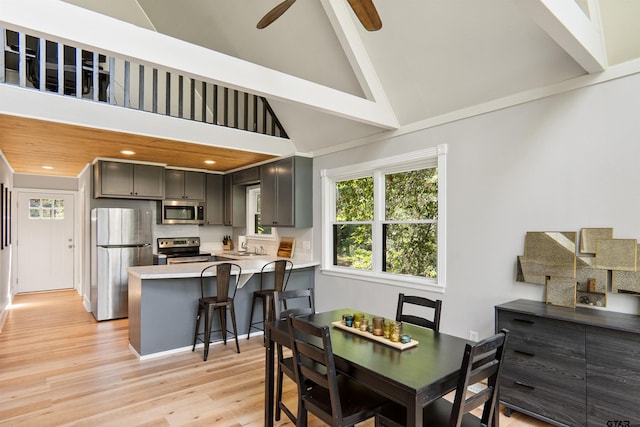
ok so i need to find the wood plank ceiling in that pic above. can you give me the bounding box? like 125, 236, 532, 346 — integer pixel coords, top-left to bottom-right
0, 114, 276, 177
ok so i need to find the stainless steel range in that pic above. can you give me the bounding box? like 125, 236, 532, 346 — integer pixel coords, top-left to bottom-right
153, 237, 211, 265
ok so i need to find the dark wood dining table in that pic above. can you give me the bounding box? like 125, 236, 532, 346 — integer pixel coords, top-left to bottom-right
264, 308, 473, 426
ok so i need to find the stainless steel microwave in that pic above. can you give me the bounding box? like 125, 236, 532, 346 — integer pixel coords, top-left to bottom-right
159, 200, 204, 225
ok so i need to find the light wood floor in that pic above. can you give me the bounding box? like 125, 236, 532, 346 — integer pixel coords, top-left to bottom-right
0, 291, 552, 426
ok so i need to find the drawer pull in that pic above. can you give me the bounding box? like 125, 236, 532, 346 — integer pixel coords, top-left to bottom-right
514, 380, 535, 390
514, 349, 535, 357
513, 318, 534, 324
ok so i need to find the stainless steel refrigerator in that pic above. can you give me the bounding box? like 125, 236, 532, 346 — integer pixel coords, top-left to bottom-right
91, 208, 152, 321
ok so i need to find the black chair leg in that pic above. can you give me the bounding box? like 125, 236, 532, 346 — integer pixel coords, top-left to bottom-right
247, 294, 262, 339
229, 303, 241, 354
219, 307, 227, 346
203, 305, 215, 361
192, 305, 202, 352
275, 356, 284, 421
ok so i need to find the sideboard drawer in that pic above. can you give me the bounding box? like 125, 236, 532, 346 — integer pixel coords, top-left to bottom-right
500, 376, 586, 426
502, 349, 586, 398
498, 311, 585, 360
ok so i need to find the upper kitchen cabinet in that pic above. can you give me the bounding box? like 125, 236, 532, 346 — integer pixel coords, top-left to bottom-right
205, 174, 224, 225
232, 166, 260, 185
260, 156, 312, 227
94, 160, 164, 199
223, 174, 246, 227
165, 170, 205, 200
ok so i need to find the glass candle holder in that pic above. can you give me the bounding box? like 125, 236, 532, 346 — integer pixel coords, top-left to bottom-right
382, 319, 391, 339
354, 312, 364, 329
360, 318, 369, 332
345, 315, 354, 327
372, 316, 384, 336
390, 321, 402, 342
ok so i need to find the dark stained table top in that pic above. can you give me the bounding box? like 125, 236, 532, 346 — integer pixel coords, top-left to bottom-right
265, 308, 473, 426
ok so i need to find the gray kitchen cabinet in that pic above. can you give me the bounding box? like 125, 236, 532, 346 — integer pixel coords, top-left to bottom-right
495, 299, 640, 427
223, 174, 246, 226
165, 169, 205, 200
260, 156, 312, 227
232, 166, 260, 185
205, 174, 224, 225
94, 160, 164, 199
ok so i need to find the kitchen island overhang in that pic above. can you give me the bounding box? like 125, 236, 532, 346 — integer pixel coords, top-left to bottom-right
127, 258, 318, 359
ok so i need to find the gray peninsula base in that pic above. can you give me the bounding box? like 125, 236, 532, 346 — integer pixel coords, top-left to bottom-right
128, 267, 315, 357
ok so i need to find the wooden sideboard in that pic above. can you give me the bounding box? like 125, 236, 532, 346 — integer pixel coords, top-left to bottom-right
495, 299, 640, 427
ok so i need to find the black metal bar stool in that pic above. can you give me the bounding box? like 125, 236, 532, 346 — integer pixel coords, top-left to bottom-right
192, 262, 242, 361
246, 259, 293, 339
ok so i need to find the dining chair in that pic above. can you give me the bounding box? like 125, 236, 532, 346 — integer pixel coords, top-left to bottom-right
272, 288, 315, 423
288, 314, 387, 427
375, 329, 509, 427
396, 293, 442, 332
247, 259, 294, 339
191, 262, 242, 361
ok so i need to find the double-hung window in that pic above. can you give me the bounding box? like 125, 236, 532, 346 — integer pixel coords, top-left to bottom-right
321, 145, 447, 290
246, 185, 277, 240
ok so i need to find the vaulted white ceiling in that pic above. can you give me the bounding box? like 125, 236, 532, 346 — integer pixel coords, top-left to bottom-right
5, 0, 640, 161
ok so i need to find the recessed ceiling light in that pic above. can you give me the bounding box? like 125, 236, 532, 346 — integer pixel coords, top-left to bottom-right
42, 165, 54, 170
204, 160, 216, 165
120, 150, 136, 155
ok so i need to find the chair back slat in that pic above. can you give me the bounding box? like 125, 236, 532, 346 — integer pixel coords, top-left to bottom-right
449, 329, 509, 427
200, 262, 241, 301
395, 293, 442, 331
260, 259, 293, 292
273, 288, 315, 321
289, 315, 343, 423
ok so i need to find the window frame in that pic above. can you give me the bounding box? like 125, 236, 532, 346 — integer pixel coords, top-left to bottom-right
321, 145, 447, 292
245, 185, 278, 241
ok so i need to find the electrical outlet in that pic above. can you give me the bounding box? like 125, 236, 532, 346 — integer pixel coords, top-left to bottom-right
469, 330, 479, 342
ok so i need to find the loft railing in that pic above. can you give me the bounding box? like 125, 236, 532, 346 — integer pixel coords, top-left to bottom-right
0, 28, 288, 139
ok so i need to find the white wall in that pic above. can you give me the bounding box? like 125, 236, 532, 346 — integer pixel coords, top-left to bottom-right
312, 71, 640, 341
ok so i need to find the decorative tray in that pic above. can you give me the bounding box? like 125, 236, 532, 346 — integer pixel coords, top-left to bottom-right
331, 321, 419, 350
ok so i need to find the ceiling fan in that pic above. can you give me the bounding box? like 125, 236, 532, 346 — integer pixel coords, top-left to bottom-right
257, 0, 382, 31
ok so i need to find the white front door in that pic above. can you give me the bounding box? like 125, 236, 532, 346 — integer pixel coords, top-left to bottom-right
17, 191, 75, 292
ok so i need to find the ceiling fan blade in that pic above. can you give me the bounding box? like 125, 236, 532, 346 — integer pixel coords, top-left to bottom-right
257, 0, 297, 29
347, 0, 382, 31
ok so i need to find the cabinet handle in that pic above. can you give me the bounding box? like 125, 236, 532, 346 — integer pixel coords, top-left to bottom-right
514, 349, 535, 357
514, 318, 534, 324
514, 380, 535, 390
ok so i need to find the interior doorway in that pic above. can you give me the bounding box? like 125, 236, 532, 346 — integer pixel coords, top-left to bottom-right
16, 191, 75, 293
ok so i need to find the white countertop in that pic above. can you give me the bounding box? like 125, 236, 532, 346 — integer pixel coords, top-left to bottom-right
127, 254, 319, 282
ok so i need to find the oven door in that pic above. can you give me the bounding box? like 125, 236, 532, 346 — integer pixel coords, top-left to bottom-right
166, 255, 211, 265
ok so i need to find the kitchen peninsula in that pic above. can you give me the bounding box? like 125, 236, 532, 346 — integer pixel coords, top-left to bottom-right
127, 256, 318, 358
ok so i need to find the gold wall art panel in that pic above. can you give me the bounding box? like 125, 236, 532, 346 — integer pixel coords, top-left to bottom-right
612, 270, 640, 296
523, 232, 576, 279
579, 228, 614, 254
576, 256, 608, 307
516, 256, 546, 285
594, 239, 637, 271
546, 277, 577, 308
